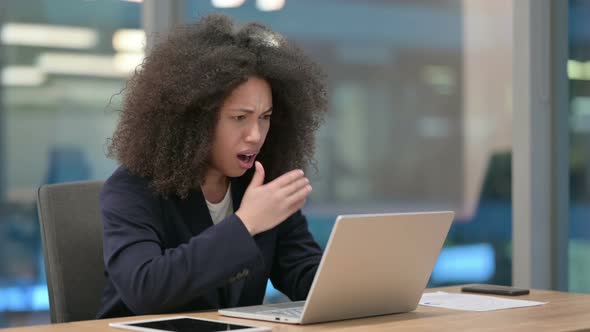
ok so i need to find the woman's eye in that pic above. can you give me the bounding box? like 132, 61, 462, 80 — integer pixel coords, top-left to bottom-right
262, 114, 272, 120
233, 115, 246, 121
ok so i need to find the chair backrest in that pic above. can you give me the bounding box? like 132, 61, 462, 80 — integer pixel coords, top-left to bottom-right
36, 180, 105, 323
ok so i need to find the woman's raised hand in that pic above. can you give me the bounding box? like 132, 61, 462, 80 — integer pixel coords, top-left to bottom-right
236, 161, 312, 235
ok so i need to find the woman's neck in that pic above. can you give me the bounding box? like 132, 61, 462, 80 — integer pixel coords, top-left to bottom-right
201, 169, 229, 204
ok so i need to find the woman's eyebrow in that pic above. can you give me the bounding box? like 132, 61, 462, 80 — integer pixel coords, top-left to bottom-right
230, 107, 273, 113
232, 108, 255, 113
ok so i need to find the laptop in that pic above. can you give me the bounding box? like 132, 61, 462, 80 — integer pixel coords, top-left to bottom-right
219, 211, 454, 324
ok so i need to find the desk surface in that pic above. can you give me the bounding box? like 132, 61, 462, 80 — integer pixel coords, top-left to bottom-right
4, 286, 590, 331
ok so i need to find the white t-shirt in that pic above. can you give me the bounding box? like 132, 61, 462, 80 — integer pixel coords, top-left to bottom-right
205, 184, 234, 225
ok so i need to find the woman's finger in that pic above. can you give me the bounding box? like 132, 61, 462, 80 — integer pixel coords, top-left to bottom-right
284, 184, 312, 208
278, 177, 309, 197
267, 169, 305, 190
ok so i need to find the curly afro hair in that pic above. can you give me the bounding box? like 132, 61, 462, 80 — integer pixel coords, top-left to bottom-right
108, 14, 328, 198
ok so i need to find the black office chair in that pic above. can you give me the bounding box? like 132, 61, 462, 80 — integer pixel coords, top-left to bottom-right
36, 180, 105, 323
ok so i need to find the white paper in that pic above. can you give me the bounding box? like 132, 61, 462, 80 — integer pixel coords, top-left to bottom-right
419, 291, 547, 311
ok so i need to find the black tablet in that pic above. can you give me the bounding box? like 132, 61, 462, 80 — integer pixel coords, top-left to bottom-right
109, 316, 272, 332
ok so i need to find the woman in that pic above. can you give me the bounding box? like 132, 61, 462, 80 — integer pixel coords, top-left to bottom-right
97, 14, 327, 318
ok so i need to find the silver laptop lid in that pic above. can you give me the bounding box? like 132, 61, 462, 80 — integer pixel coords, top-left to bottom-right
300, 211, 454, 324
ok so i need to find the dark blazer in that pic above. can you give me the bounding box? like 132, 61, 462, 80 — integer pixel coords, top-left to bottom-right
96, 166, 322, 318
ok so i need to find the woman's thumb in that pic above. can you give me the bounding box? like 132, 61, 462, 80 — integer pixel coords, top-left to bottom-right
249, 161, 265, 187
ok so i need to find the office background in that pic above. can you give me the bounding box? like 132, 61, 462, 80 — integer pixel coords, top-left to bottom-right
0, 0, 587, 328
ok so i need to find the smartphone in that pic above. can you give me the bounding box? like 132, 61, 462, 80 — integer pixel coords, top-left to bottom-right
461, 284, 530, 296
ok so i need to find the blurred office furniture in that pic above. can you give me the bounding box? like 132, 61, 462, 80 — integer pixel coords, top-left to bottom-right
36, 181, 104, 323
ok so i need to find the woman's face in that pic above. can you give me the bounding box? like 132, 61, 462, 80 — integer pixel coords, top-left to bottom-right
209, 76, 273, 178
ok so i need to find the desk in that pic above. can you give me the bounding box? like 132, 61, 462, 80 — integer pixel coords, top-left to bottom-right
3, 286, 590, 331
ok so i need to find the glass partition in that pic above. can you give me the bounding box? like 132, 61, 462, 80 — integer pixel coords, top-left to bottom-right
568, 0, 590, 294
0, 0, 518, 326
0, 0, 141, 326
182, 0, 514, 301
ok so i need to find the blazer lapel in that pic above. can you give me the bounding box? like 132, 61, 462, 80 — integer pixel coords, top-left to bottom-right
179, 173, 253, 308
178, 188, 214, 236
230, 171, 250, 211
225, 175, 251, 307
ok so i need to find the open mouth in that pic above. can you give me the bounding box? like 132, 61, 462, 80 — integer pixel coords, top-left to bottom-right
237, 153, 256, 163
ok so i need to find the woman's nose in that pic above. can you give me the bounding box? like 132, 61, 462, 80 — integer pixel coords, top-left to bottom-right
245, 122, 261, 143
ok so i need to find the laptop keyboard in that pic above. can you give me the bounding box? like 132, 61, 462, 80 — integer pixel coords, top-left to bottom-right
260, 306, 303, 318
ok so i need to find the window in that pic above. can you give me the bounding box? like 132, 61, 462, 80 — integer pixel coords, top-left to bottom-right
568, 0, 590, 293
0, 0, 141, 326
182, 0, 514, 300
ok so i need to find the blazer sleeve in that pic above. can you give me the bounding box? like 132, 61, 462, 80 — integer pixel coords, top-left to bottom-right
269, 210, 323, 301
101, 179, 263, 315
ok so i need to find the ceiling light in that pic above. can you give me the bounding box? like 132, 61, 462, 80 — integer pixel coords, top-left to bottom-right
211, 0, 245, 8
256, 0, 285, 11
113, 29, 146, 52
37, 52, 123, 78
114, 52, 145, 73
1, 66, 46, 86
1, 23, 97, 49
